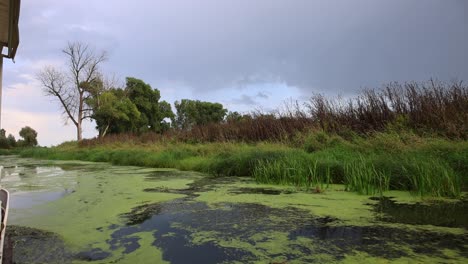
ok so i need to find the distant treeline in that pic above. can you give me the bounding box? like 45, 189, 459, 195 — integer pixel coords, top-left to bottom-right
0, 126, 38, 148
81, 79, 467, 146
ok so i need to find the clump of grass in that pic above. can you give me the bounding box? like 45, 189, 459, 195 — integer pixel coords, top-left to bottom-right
344, 158, 390, 195
210, 149, 288, 177
253, 155, 333, 191
307, 160, 331, 191
405, 159, 460, 197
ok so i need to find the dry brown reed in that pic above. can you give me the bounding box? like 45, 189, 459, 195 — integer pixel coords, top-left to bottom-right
80, 80, 467, 147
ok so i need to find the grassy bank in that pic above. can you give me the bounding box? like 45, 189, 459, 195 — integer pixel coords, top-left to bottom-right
15, 131, 467, 198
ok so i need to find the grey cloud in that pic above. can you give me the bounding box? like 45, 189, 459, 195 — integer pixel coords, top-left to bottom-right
231, 94, 258, 106
256, 92, 269, 99
15, 0, 468, 96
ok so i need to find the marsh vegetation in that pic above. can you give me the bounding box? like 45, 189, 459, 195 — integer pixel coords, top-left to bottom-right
18, 130, 466, 198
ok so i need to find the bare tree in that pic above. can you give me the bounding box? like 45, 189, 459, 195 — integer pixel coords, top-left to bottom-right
37, 42, 107, 141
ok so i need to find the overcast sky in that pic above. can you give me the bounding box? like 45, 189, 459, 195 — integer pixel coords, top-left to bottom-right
2, 0, 467, 146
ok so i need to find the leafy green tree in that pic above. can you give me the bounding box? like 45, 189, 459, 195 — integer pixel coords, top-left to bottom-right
87, 77, 174, 136
172, 99, 197, 130
0, 129, 18, 149
7, 134, 16, 148
225, 111, 245, 123
173, 99, 227, 129
126, 77, 174, 133
155, 101, 174, 132
19, 126, 38, 147
90, 89, 141, 136
0, 129, 8, 148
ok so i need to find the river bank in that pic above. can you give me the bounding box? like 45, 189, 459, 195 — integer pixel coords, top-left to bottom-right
9, 131, 468, 198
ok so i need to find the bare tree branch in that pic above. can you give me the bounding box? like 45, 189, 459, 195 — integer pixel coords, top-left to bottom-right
37, 41, 108, 141
37, 67, 78, 126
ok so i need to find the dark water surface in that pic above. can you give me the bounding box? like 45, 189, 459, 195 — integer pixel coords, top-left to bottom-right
372, 196, 468, 229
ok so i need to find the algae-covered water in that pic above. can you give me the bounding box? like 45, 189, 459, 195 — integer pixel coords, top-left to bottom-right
1, 156, 467, 263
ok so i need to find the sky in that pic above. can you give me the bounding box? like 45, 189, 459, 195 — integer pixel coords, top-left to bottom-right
2, 0, 467, 146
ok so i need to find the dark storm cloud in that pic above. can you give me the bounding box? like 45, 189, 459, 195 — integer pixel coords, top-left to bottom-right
232, 94, 258, 106
256, 92, 269, 99
17, 0, 468, 95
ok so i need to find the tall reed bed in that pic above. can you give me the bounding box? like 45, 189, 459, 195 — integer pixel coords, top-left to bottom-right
252, 147, 462, 197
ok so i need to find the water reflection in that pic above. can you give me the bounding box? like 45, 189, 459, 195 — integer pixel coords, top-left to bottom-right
0, 156, 78, 210
372, 196, 468, 229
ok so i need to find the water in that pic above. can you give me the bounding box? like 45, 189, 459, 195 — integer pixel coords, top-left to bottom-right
1, 156, 467, 263
371, 196, 468, 229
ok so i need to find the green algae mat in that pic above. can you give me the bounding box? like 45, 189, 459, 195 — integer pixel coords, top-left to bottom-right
1, 156, 467, 263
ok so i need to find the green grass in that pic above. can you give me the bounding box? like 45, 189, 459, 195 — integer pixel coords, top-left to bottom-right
11, 131, 467, 198
252, 157, 331, 192
343, 157, 390, 195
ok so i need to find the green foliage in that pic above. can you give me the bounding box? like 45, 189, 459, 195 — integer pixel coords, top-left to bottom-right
385, 114, 410, 132
19, 126, 38, 147
88, 77, 174, 136
303, 131, 330, 152
225, 111, 251, 123
0, 129, 10, 149
156, 101, 174, 132
91, 90, 141, 136
173, 99, 227, 129
253, 154, 332, 191
406, 158, 460, 197
0, 129, 19, 149
80, 78, 105, 99
225, 111, 242, 123
344, 158, 391, 195
126, 77, 174, 133
7, 134, 16, 148
208, 148, 290, 177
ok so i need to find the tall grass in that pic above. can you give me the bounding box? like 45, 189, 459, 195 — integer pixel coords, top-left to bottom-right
18, 131, 466, 198
344, 158, 390, 195
407, 160, 460, 197
251, 151, 461, 197
253, 157, 332, 191
15, 129, 467, 198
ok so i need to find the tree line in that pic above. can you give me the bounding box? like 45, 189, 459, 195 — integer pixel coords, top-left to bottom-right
37, 42, 231, 140
0, 126, 38, 148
